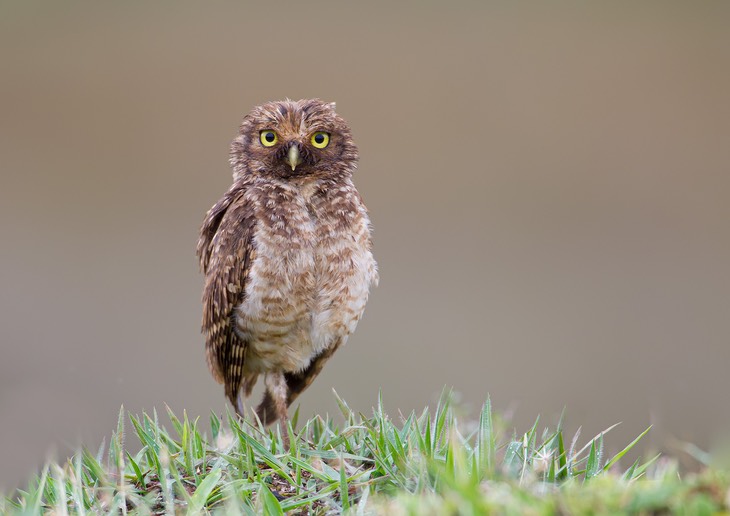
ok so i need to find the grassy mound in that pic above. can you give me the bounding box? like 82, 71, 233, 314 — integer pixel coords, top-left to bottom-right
4, 391, 727, 514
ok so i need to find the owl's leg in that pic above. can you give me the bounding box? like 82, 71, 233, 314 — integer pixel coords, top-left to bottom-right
235, 390, 246, 417
257, 372, 290, 448
233, 375, 258, 417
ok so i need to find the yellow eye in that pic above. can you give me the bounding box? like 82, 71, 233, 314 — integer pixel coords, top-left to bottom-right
260, 130, 278, 147
311, 131, 330, 149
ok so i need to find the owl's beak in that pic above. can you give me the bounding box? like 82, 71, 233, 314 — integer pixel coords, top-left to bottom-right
285, 145, 303, 171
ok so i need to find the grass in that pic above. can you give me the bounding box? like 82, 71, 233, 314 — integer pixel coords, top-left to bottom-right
3, 389, 728, 514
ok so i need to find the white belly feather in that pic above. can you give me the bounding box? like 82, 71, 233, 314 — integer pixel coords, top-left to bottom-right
235, 190, 376, 374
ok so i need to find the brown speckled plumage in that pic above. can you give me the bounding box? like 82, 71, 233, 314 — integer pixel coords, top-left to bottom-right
197, 99, 378, 432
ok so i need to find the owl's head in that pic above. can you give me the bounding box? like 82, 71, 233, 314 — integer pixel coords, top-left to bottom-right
230, 99, 358, 181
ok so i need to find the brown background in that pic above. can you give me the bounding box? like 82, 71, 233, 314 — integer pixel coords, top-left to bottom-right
1, 1, 729, 490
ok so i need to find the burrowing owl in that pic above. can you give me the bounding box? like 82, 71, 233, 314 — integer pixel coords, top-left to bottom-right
197, 99, 377, 430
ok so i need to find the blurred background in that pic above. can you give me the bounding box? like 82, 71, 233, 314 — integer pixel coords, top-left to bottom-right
1, 1, 729, 490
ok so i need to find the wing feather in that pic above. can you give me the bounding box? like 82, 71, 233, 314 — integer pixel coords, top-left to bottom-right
196, 183, 256, 395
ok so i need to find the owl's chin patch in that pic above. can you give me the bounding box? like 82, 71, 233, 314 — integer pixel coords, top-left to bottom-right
253, 165, 312, 179
276, 164, 318, 179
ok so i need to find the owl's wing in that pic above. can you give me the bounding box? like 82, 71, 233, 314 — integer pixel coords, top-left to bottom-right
197, 184, 256, 401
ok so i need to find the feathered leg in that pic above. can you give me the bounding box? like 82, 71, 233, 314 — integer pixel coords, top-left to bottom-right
254, 342, 343, 448
232, 376, 257, 417
256, 372, 290, 448
235, 390, 246, 417
255, 340, 342, 422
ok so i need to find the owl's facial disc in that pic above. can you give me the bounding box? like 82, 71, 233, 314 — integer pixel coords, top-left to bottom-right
286, 145, 302, 171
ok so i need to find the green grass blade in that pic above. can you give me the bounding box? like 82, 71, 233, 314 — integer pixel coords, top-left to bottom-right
210, 412, 221, 442
235, 425, 296, 485
29, 464, 50, 515
556, 430, 568, 481
585, 439, 600, 480
51, 464, 68, 516
476, 396, 495, 477
257, 482, 284, 516
339, 454, 350, 511
631, 453, 662, 480
603, 426, 652, 472
187, 468, 222, 514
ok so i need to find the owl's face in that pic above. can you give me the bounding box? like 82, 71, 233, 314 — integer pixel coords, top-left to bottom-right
230, 99, 358, 181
